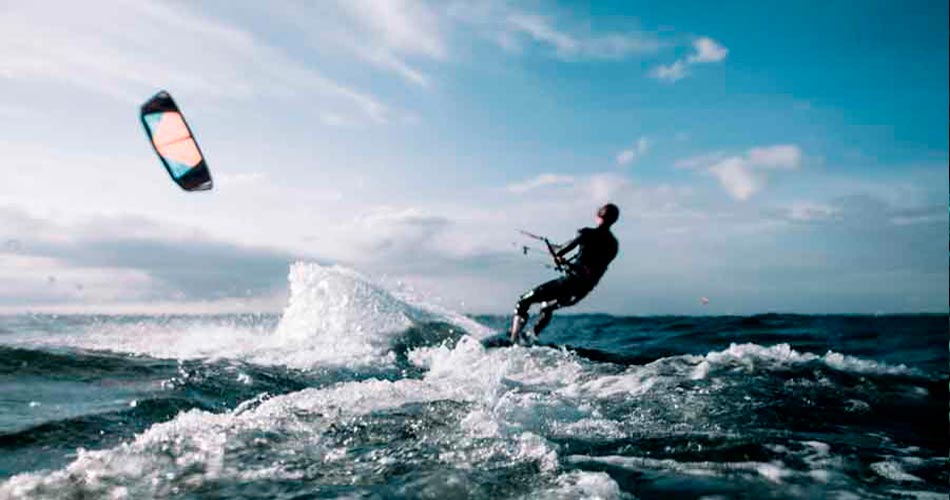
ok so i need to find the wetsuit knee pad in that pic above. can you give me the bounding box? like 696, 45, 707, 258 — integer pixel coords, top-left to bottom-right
539, 300, 559, 314
514, 291, 535, 317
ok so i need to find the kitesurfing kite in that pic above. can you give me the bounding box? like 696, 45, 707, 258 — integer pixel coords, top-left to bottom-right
140, 90, 212, 191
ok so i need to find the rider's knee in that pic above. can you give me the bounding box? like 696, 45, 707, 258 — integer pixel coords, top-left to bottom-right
539, 300, 558, 315
514, 291, 535, 317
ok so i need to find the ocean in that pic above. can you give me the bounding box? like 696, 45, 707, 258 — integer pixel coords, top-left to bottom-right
1, 263, 946, 499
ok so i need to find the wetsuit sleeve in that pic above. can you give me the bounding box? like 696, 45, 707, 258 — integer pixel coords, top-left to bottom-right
555, 229, 586, 258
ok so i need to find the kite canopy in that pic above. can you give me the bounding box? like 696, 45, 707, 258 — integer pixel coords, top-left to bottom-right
140, 91, 212, 191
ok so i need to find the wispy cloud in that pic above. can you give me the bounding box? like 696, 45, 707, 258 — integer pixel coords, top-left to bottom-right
675, 151, 727, 169
616, 137, 651, 165
651, 36, 728, 82
687, 37, 729, 63
506, 174, 576, 193
678, 145, 802, 200
0, 206, 294, 308
0, 1, 390, 122
504, 13, 662, 60
443, 3, 662, 62
317, 0, 447, 87
651, 60, 688, 82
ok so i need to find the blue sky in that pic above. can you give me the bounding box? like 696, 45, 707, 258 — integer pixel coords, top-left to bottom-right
0, 0, 946, 314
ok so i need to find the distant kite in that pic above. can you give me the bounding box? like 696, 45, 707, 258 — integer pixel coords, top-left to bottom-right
140, 91, 212, 191
700, 296, 710, 305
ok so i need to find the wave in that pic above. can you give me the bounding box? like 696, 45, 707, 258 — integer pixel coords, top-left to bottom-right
2, 263, 944, 498
0, 337, 576, 498
12, 263, 489, 371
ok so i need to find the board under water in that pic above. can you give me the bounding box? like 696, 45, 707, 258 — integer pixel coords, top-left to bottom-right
481, 332, 631, 365
0, 264, 947, 499
481, 331, 517, 348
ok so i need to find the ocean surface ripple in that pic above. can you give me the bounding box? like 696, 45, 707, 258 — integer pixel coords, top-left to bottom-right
1, 263, 946, 499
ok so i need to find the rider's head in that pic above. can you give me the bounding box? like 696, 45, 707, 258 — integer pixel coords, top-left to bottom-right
596, 203, 619, 227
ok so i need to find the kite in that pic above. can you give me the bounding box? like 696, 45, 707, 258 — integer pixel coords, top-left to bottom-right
140, 90, 212, 191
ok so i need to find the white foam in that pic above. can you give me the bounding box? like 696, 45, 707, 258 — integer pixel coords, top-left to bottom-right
567, 455, 792, 483
533, 471, 622, 500
20, 263, 490, 370
882, 490, 950, 500
870, 461, 923, 482
701, 343, 920, 377
2, 332, 582, 498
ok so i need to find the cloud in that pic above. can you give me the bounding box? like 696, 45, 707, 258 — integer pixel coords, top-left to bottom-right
746, 145, 802, 169
339, 206, 456, 267
504, 13, 661, 60
340, 0, 446, 59
781, 201, 840, 222
680, 145, 803, 200
616, 137, 651, 165
586, 173, 633, 202
0, 253, 157, 306
650, 60, 688, 82
0, 1, 389, 122
0, 206, 296, 308
708, 157, 759, 200
444, 4, 661, 62
687, 37, 729, 63
674, 151, 727, 169
216, 172, 270, 186
506, 14, 580, 55
651, 36, 728, 82
314, 0, 446, 87
506, 174, 575, 193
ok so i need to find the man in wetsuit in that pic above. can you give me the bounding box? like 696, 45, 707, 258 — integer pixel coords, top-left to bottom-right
510, 203, 619, 344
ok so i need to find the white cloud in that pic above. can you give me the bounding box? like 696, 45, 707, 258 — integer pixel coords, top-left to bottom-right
444, 3, 661, 61
327, 0, 446, 87
0, 1, 389, 122
616, 137, 651, 165
784, 201, 839, 221
651, 36, 728, 83
363, 50, 432, 87
586, 173, 633, 202
708, 157, 760, 201
507, 14, 579, 55
506, 174, 575, 193
687, 37, 729, 63
216, 172, 270, 186
681, 145, 803, 200
340, 0, 446, 59
504, 13, 661, 60
320, 112, 356, 128
746, 145, 802, 169
0, 205, 293, 309
650, 60, 688, 82
0, 254, 157, 305
675, 151, 727, 169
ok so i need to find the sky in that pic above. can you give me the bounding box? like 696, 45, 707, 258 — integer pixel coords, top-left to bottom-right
0, 0, 947, 315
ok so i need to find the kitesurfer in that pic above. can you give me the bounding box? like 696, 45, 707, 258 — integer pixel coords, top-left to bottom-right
510, 203, 620, 343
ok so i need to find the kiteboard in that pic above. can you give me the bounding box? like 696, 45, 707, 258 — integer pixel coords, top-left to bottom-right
481, 332, 520, 348
481, 331, 630, 364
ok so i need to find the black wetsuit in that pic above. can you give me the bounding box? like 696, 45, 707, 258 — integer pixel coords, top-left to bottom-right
514, 226, 618, 337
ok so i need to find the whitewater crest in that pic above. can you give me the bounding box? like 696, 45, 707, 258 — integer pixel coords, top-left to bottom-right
22, 262, 490, 370
2, 264, 941, 499
0, 337, 620, 499
0, 264, 630, 498
266, 262, 492, 368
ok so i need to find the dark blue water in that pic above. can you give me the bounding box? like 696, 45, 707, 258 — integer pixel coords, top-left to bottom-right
0, 268, 946, 499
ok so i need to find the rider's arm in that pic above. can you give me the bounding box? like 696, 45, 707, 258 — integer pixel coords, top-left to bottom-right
554, 229, 586, 259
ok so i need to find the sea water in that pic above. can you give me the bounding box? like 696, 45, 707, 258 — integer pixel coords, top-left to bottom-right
1, 263, 946, 499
